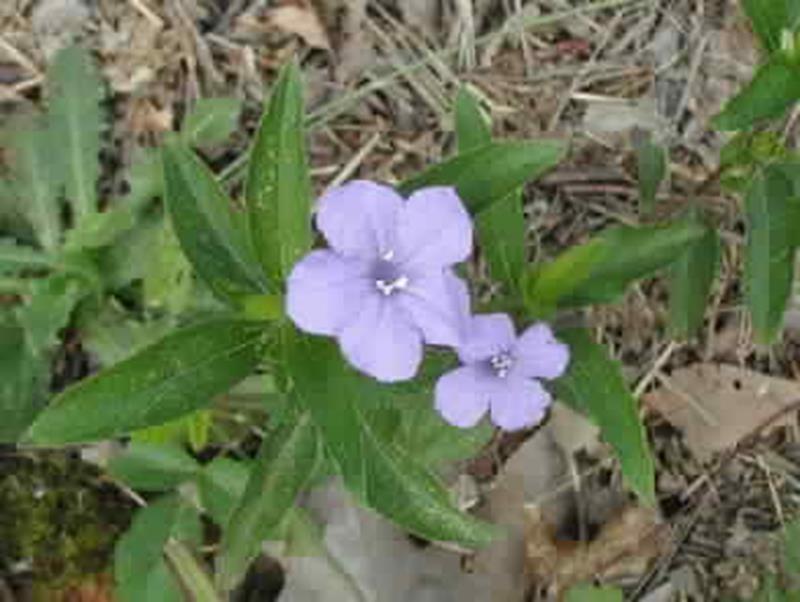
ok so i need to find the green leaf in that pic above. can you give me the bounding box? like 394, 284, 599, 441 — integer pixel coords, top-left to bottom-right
551, 329, 655, 505
26, 319, 270, 444
163, 140, 267, 299
454, 86, 492, 152
0, 241, 55, 273
383, 352, 493, 466
565, 584, 624, 602
132, 410, 213, 454
63, 206, 138, 251
744, 166, 799, 343
742, 0, 800, 55
713, 56, 800, 130
197, 456, 251, 529
395, 394, 492, 466
15, 272, 86, 355
753, 574, 788, 602
634, 130, 667, 214
245, 60, 312, 287
287, 334, 497, 547
784, 517, 800, 584
526, 219, 706, 317
6, 119, 62, 250
477, 195, 527, 293
78, 301, 171, 366
668, 209, 720, 339
398, 139, 566, 214
114, 494, 202, 602
142, 221, 193, 314
164, 539, 221, 602
100, 212, 162, 288
455, 87, 526, 293
48, 45, 104, 222
0, 317, 48, 442
125, 148, 164, 210
108, 442, 200, 491
181, 97, 242, 148
217, 413, 320, 591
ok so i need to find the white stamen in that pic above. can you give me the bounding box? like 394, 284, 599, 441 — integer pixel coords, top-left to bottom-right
490, 353, 514, 379
375, 275, 409, 296
381, 249, 395, 261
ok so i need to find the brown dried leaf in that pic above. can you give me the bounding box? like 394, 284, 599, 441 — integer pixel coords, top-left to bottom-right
549, 403, 601, 458
645, 363, 800, 460
525, 504, 670, 597
268, 2, 331, 50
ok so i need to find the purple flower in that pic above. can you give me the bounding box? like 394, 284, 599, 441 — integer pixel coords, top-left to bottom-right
435, 314, 569, 431
287, 180, 473, 383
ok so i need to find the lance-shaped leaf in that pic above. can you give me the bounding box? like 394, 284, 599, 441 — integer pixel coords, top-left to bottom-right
15, 272, 86, 355
164, 539, 221, 602
669, 208, 720, 339
163, 140, 267, 298
454, 86, 492, 151
108, 442, 201, 491
551, 329, 655, 505
6, 119, 61, 251
114, 494, 203, 602
245, 60, 312, 286
455, 87, 526, 293
744, 166, 799, 343
741, 0, 800, 55
525, 219, 706, 317
713, 56, 800, 131
0, 317, 48, 442
48, 45, 104, 222
217, 413, 320, 591
287, 334, 497, 547
181, 97, 242, 148
26, 319, 269, 444
0, 241, 56, 273
398, 139, 566, 214
633, 130, 667, 215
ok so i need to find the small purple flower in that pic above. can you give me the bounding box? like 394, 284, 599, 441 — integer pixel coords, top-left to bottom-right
287, 180, 473, 383
435, 314, 569, 431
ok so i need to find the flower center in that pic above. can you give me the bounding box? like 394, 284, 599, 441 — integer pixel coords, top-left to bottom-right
489, 352, 514, 379
372, 251, 409, 297
375, 275, 409, 296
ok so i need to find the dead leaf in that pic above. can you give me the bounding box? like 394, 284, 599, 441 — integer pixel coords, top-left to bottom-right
645, 363, 800, 461
525, 504, 670, 597
549, 404, 600, 458
268, 2, 331, 50
468, 430, 569, 602
581, 95, 667, 148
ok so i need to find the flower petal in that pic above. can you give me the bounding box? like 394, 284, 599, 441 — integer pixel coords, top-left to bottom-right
513, 323, 570, 380
489, 377, 551, 431
457, 313, 516, 364
434, 365, 492, 428
315, 180, 403, 259
286, 250, 372, 335
397, 270, 470, 347
338, 294, 422, 382
395, 187, 472, 271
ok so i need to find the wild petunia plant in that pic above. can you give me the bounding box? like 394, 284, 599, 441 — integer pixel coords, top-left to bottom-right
19, 58, 713, 598
0, 45, 246, 451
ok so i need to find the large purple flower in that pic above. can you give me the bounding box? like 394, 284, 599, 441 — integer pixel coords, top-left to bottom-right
435, 314, 569, 430
287, 180, 473, 383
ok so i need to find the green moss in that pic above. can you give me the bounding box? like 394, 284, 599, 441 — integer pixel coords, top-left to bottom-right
0, 451, 134, 590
